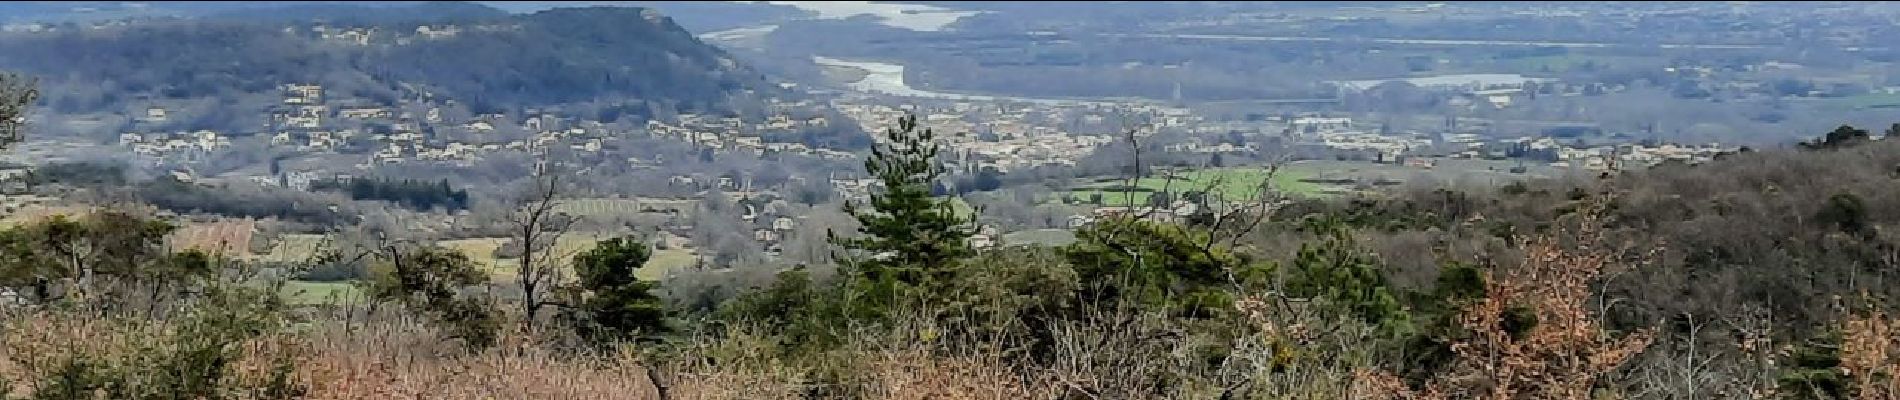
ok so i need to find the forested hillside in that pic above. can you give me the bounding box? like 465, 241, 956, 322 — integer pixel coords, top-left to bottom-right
0, 2, 773, 121
7, 85, 1900, 397
8, 2, 1900, 396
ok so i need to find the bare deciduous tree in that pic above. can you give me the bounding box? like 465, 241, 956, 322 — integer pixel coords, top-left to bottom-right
0, 72, 37, 151
511, 157, 578, 331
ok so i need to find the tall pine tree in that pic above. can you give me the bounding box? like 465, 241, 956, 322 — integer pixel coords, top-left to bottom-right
568, 236, 667, 344
832, 114, 974, 308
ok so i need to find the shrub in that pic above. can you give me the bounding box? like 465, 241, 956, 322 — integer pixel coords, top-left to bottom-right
365, 245, 500, 349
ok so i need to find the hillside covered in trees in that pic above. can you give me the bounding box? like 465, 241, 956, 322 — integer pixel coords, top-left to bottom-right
8, 86, 1900, 397
0, 2, 777, 121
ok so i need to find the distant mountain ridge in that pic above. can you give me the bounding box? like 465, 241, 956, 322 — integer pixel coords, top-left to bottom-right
200, 1, 507, 25
0, 2, 776, 124
0, 2, 436, 23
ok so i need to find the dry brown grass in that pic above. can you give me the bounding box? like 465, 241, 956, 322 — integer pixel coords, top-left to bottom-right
167, 218, 257, 257
855, 348, 1059, 400
0, 312, 667, 399
1843, 304, 1900, 400
2, 313, 1075, 400
292, 324, 664, 399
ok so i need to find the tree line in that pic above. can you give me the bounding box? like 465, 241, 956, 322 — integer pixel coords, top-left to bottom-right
9, 99, 1900, 397
309, 176, 470, 211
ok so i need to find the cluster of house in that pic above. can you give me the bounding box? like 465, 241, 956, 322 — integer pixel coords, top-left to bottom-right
1319, 131, 1435, 156
1161, 140, 1261, 155
834, 100, 1184, 173
244, 170, 347, 192
120, 79, 875, 178
1516, 138, 1737, 170
292, 24, 376, 46
642, 113, 856, 160
1167, 109, 1740, 175
743, 203, 804, 257
1276, 115, 1433, 157
280, 23, 518, 47
120, 130, 233, 159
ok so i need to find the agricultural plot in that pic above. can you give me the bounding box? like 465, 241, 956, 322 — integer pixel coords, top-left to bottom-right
452, 232, 694, 283
1061, 163, 1324, 206
263, 230, 696, 305
168, 219, 256, 257
440, 237, 511, 275
0, 204, 90, 227
555, 198, 695, 220
1001, 229, 1078, 247
281, 280, 363, 305
250, 233, 328, 263
642, 248, 698, 281
1061, 159, 1575, 207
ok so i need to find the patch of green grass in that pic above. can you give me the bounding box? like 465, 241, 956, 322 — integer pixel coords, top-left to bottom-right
1061, 164, 1328, 206
948, 197, 977, 218
475, 232, 695, 283
643, 248, 697, 281
440, 237, 510, 273
1001, 229, 1078, 247
281, 280, 362, 305
250, 234, 327, 264
555, 198, 694, 220
1053, 158, 1563, 207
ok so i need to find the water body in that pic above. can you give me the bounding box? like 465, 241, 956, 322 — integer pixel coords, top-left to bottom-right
765, 1, 981, 32
1105, 33, 1777, 50
1333, 74, 1558, 91
698, 24, 779, 42
813, 56, 1131, 106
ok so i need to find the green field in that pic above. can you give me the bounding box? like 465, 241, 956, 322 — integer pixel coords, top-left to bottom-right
0, 204, 89, 228
440, 237, 510, 273
1001, 229, 1078, 247
555, 198, 694, 220
281, 280, 362, 305
466, 232, 695, 283
273, 231, 692, 306
1060, 159, 1572, 207
642, 248, 698, 281
250, 234, 328, 263
1061, 164, 1327, 206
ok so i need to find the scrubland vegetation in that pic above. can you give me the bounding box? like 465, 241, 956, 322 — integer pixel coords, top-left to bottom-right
6, 75, 1900, 400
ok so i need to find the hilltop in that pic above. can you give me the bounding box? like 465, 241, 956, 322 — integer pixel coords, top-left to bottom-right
0, 2, 779, 133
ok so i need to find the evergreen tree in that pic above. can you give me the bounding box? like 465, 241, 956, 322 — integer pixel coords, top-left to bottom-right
1801, 125, 1872, 150
569, 236, 667, 343
971, 167, 1004, 192
1283, 218, 1408, 332
831, 114, 975, 307
1063, 216, 1263, 317
1816, 192, 1869, 235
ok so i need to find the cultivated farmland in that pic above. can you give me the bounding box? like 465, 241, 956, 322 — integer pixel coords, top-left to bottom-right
168, 219, 257, 257
554, 198, 695, 220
